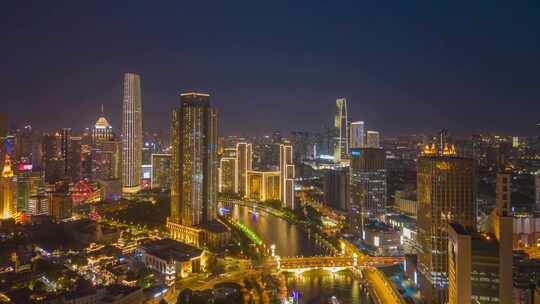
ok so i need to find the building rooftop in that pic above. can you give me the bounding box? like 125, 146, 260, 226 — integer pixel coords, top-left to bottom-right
139, 239, 203, 262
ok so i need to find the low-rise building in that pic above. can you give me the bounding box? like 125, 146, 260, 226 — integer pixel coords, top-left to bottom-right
136, 239, 205, 286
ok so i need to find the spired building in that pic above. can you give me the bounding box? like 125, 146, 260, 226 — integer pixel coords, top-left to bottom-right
167, 93, 229, 250
417, 143, 477, 303
121, 73, 143, 193
333, 98, 349, 162
0, 153, 16, 219
92, 105, 114, 144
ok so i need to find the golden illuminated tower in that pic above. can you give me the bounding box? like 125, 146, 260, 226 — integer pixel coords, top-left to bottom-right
417, 144, 476, 303
0, 154, 16, 219
92, 105, 114, 144
121, 73, 143, 193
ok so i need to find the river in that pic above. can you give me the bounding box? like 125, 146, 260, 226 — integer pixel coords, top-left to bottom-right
230, 204, 373, 304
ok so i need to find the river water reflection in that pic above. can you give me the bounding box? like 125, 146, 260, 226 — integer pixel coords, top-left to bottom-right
230, 204, 324, 257
230, 204, 372, 304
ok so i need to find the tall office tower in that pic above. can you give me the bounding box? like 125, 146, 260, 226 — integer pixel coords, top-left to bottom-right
447, 223, 507, 304
16, 169, 43, 214
151, 154, 171, 190
0, 112, 7, 174
92, 106, 114, 144
121, 73, 143, 193
323, 168, 350, 211
535, 172, 540, 212
219, 152, 237, 193
93, 140, 122, 180
366, 130, 380, 148
42, 132, 63, 183
14, 125, 33, 162
279, 143, 295, 209
60, 128, 71, 179
417, 144, 476, 303
69, 136, 82, 182
236, 142, 252, 197
350, 121, 365, 149
333, 98, 348, 162
0, 154, 15, 219
168, 92, 223, 248
350, 148, 386, 223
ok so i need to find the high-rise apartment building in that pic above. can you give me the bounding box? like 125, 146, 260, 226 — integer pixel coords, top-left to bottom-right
219, 151, 237, 193
333, 98, 348, 162
121, 73, 143, 193
151, 154, 171, 190
448, 171, 513, 304
280, 143, 295, 209
60, 128, 71, 178
168, 93, 227, 249
366, 130, 380, 148
350, 121, 365, 149
417, 145, 476, 303
323, 168, 350, 211
350, 147, 387, 219
534, 172, 540, 212
236, 143, 252, 197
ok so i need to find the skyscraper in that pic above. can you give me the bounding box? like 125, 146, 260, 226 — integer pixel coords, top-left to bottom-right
350, 121, 365, 149
151, 154, 171, 190
60, 128, 72, 179
121, 73, 142, 193
168, 93, 227, 249
535, 172, 540, 212
333, 98, 348, 162
366, 130, 380, 148
279, 143, 295, 209
219, 151, 237, 193
417, 145, 476, 303
350, 147, 387, 223
236, 142, 252, 197
0, 154, 15, 219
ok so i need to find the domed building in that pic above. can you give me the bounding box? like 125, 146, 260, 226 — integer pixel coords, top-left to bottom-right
92, 106, 114, 144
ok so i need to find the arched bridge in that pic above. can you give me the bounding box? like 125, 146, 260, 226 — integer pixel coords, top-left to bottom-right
270, 255, 403, 274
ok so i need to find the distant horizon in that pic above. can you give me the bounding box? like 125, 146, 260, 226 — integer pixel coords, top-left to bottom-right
3, 2, 540, 137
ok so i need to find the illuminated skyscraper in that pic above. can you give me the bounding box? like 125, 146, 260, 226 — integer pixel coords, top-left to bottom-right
333, 98, 348, 162
151, 154, 171, 190
60, 128, 71, 178
219, 150, 237, 193
417, 145, 476, 303
168, 93, 227, 249
280, 143, 295, 209
350, 121, 365, 149
366, 130, 380, 148
0, 154, 15, 219
121, 73, 143, 193
350, 147, 386, 223
236, 142, 252, 197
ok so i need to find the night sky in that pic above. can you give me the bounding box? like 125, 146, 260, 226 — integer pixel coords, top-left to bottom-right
2, 1, 540, 137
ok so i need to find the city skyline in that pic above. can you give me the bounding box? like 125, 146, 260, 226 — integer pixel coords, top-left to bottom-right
2, 2, 540, 136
